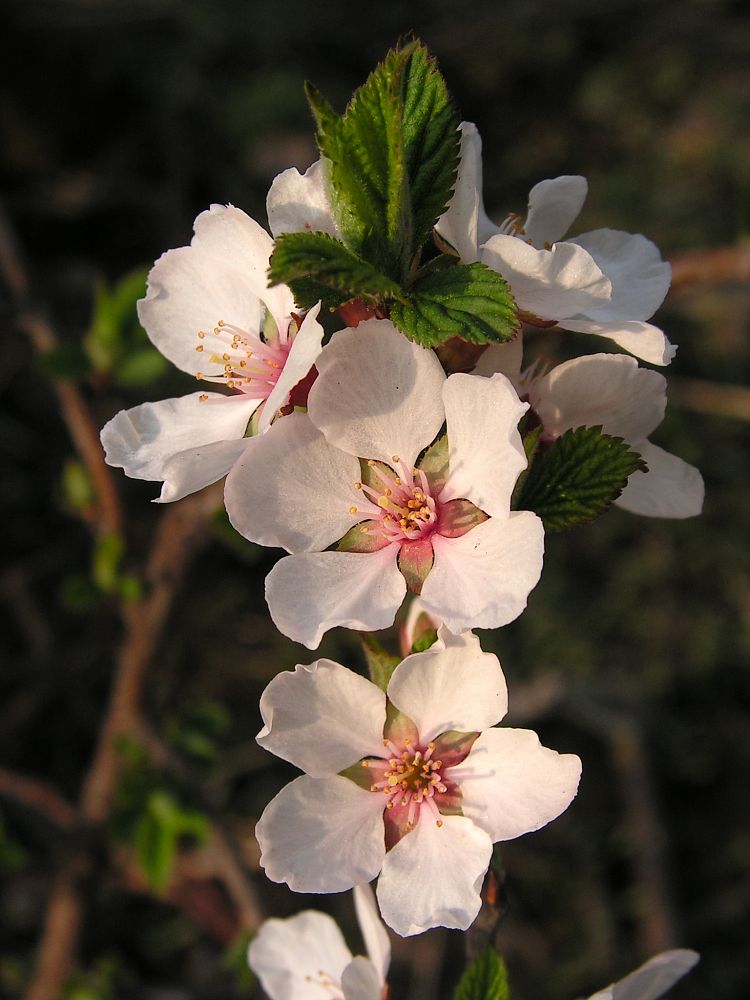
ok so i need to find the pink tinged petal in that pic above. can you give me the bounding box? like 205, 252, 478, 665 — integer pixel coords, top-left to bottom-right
308, 320, 447, 470
192, 203, 295, 335
615, 441, 704, 519
101, 391, 259, 483
435, 122, 499, 264
265, 547, 406, 650
247, 910, 352, 1000
256, 775, 386, 893
453, 727, 582, 842
420, 512, 544, 633
257, 659, 387, 776
158, 438, 252, 503
560, 317, 676, 366
353, 884, 390, 986
481, 235, 612, 319
225, 413, 362, 553
569, 228, 671, 322
387, 627, 508, 743
267, 159, 338, 239
471, 337, 524, 382
523, 175, 588, 247
440, 372, 529, 516
259, 303, 325, 433
588, 949, 700, 1000
137, 245, 263, 377
532, 354, 667, 443
376, 814, 492, 937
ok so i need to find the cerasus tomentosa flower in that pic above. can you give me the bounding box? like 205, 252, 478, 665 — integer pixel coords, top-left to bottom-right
225, 320, 544, 648
247, 883, 390, 1000
254, 628, 581, 937
437, 123, 675, 367
474, 340, 704, 519
100, 205, 324, 502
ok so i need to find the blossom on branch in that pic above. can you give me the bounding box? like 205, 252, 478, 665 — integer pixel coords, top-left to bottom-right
253, 628, 581, 937
438, 123, 675, 366
101, 205, 323, 502
247, 883, 390, 1000
225, 320, 544, 648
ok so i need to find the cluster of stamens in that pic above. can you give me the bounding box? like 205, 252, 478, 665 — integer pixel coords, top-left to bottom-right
193, 318, 291, 397
303, 970, 343, 997
498, 212, 551, 248
364, 738, 447, 829
348, 456, 437, 543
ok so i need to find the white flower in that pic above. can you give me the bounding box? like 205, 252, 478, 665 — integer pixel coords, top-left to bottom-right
247, 883, 389, 1000
475, 343, 704, 519
437, 123, 675, 367
585, 949, 699, 1000
100, 205, 324, 502
225, 320, 544, 648
253, 628, 582, 937
267, 159, 339, 240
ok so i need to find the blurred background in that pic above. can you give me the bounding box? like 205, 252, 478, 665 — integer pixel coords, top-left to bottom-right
1, 0, 749, 997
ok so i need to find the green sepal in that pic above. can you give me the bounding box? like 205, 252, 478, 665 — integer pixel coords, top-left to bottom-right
454, 947, 510, 1000
361, 633, 401, 692
391, 263, 519, 348
268, 231, 405, 312
515, 425, 648, 531
411, 628, 438, 653
418, 433, 449, 495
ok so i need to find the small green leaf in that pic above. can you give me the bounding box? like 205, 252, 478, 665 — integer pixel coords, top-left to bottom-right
361, 633, 400, 692
454, 947, 509, 1000
62, 460, 95, 513
515, 425, 647, 530
268, 231, 404, 311
92, 532, 125, 594
391, 263, 518, 347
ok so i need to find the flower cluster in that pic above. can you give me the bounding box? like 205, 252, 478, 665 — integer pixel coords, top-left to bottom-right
100, 40, 703, 995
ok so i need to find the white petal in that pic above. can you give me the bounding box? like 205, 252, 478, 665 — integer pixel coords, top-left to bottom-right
247, 910, 352, 1000
588, 949, 700, 1000
259, 303, 325, 433
266, 547, 406, 650
470, 336, 524, 382
481, 235, 612, 319
435, 122, 499, 263
421, 512, 544, 633
523, 175, 588, 247
256, 775, 386, 893
377, 815, 492, 936
158, 437, 252, 503
615, 441, 704, 518
440, 372, 528, 516
257, 660, 386, 776
267, 159, 338, 239
560, 316, 676, 366
225, 413, 362, 553
453, 728, 581, 842
342, 958, 383, 1000
532, 354, 666, 443
570, 229, 671, 322
192, 203, 295, 335
387, 628, 507, 743
353, 884, 390, 985
101, 392, 258, 484
308, 320, 446, 470
137, 246, 263, 376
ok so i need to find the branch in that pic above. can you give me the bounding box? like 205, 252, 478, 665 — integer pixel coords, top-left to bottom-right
0, 766, 77, 831
670, 243, 750, 293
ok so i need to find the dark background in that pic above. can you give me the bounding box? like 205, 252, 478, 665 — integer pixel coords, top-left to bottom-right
1, 1, 749, 997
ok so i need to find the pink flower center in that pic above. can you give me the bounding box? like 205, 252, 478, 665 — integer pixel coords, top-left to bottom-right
351, 458, 438, 544
193, 318, 292, 397
365, 736, 451, 833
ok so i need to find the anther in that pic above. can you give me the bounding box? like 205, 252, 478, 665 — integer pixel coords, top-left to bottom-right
392, 455, 400, 463
354, 481, 362, 490
195, 345, 203, 352
349, 506, 358, 514
218, 319, 225, 326
199, 393, 208, 401
196, 372, 203, 380
197, 331, 206, 339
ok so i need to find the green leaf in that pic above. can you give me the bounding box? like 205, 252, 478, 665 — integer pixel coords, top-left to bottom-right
134, 791, 209, 894
92, 532, 125, 594
361, 633, 400, 692
391, 263, 518, 347
308, 40, 459, 280
515, 425, 647, 530
454, 948, 509, 1000
268, 231, 404, 311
